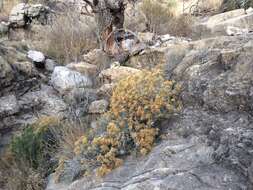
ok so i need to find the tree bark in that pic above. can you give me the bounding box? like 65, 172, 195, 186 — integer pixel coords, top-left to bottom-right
84, 0, 125, 56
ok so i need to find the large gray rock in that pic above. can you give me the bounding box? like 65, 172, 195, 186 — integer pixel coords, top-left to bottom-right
98, 65, 141, 84
0, 22, 9, 36
9, 3, 50, 27
48, 134, 249, 190
51, 66, 93, 94
0, 95, 19, 118
193, 8, 253, 38
9, 3, 29, 27
0, 56, 14, 88
83, 49, 112, 71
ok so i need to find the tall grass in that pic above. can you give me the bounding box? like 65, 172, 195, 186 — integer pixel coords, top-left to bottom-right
38, 9, 98, 64
0, 0, 19, 18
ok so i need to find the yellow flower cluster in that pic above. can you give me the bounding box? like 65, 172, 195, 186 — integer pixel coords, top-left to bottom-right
109, 69, 182, 154
96, 148, 123, 176
92, 122, 123, 176
134, 128, 159, 155
71, 69, 182, 177
74, 135, 88, 155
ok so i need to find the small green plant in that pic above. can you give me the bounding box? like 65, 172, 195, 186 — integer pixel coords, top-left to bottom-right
10, 116, 60, 171
0, 116, 60, 190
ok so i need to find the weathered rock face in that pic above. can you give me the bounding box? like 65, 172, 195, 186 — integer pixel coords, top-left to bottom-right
88, 99, 109, 114
193, 8, 253, 38
51, 66, 93, 95
47, 34, 253, 190
82, 49, 112, 71
98, 65, 141, 84
9, 3, 50, 27
0, 95, 19, 118
0, 42, 67, 155
66, 62, 98, 82
0, 41, 38, 97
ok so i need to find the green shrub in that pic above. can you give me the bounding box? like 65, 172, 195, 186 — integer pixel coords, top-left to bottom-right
0, 116, 60, 190
10, 116, 60, 171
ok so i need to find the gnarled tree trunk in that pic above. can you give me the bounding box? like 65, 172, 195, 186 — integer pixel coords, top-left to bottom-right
83, 0, 125, 56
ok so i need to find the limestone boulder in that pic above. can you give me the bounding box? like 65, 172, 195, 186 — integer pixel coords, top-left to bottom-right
0, 95, 19, 118
66, 62, 98, 78
51, 66, 93, 94
194, 8, 253, 38
126, 48, 168, 69
83, 49, 112, 71
88, 99, 109, 114
9, 3, 50, 27
99, 65, 141, 84
9, 3, 29, 27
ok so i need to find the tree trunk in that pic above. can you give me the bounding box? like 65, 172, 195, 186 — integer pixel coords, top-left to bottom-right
92, 0, 125, 56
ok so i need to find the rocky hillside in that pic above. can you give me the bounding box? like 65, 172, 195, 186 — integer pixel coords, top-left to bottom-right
46, 35, 253, 190
1, 1, 253, 190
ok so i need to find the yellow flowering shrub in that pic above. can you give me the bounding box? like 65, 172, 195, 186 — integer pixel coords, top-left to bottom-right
72, 69, 182, 177
109, 69, 182, 154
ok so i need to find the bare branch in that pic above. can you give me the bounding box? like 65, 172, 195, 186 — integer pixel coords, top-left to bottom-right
83, 0, 94, 8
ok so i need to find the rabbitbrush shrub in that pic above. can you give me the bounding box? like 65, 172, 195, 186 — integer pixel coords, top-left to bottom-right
72, 69, 182, 177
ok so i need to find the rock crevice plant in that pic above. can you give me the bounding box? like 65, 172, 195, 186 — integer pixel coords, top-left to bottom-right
69, 69, 182, 177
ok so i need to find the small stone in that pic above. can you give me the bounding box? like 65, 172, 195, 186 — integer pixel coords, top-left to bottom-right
45, 59, 57, 72
88, 99, 109, 114
138, 32, 155, 44
97, 83, 115, 97
27, 50, 45, 68
0, 95, 19, 117
122, 39, 135, 52
0, 22, 9, 36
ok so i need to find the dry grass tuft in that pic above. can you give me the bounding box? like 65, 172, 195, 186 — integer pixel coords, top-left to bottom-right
0, 0, 19, 19
36, 9, 98, 64
140, 0, 193, 36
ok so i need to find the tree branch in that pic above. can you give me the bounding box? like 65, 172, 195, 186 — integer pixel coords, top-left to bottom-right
83, 0, 94, 8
